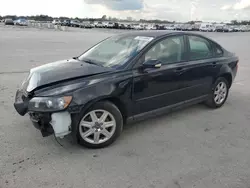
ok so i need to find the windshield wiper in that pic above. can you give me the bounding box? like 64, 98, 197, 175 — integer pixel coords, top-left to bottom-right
72, 56, 79, 60
82, 58, 103, 67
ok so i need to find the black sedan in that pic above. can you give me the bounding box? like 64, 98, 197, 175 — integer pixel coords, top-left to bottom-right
14, 31, 239, 148
5, 19, 14, 25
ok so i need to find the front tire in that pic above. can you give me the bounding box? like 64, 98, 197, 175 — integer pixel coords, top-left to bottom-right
205, 77, 229, 108
77, 101, 123, 149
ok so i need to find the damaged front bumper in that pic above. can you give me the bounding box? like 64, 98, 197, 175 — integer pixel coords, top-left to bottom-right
14, 89, 73, 138
29, 111, 72, 138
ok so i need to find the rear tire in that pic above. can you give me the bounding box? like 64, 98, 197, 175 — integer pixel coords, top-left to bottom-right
205, 77, 229, 108
77, 101, 123, 149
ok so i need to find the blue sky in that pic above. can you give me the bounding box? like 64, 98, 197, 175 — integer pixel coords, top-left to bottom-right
1, 0, 250, 21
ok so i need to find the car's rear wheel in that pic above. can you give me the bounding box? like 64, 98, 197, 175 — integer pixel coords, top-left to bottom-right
205, 77, 229, 108
77, 101, 123, 148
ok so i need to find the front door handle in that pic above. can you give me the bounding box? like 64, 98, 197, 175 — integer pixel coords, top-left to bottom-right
174, 67, 186, 75
211, 62, 217, 68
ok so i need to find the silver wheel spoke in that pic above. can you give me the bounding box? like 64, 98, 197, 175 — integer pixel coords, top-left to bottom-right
94, 132, 100, 143
102, 128, 111, 138
220, 83, 225, 90
90, 111, 98, 122
221, 95, 224, 102
214, 90, 219, 95
215, 95, 219, 102
99, 111, 108, 123
82, 129, 94, 138
103, 121, 114, 128
81, 121, 93, 128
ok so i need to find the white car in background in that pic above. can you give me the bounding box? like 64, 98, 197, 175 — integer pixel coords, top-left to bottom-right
107, 22, 114, 28
96, 21, 104, 28
102, 22, 109, 28
199, 23, 214, 32
52, 19, 61, 25
165, 25, 176, 30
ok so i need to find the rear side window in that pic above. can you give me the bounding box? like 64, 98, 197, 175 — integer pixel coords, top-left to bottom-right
215, 45, 223, 56
188, 35, 213, 60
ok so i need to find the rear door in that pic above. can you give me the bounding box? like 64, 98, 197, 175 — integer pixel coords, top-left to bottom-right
176, 34, 219, 102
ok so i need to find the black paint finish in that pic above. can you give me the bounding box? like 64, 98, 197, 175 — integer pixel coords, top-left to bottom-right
14, 31, 239, 127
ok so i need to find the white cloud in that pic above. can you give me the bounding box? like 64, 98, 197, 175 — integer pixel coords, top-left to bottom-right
221, 0, 250, 10
1, 0, 250, 21
233, 0, 250, 10
221, 5, 233, 10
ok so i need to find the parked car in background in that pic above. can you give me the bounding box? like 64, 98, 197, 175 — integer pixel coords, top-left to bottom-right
14, 31, 239, 149
133, 24, 142, 30
165, 24, 176, 30
145, 24, 155, 30
81, 21, 94, 29
175, 24, 182, 30
70, 20, 81, 27
4, 19, 14, 25
222, 25, 230, 32
102, 22, 109, 28
52, 19, 61, 25
156, 24, 166, 30
14, 18, 28, 26
61, 20, 71, 26
181, 24, 193, 31
232, 26, 240, 32
214, 25, 224, 32
240, 25, 248, 32
107, 22, 114, 28
126, 24, 133, 30
192, 23, 201, 31
113, 22, 119, 29
200, 23, 214, 32
119, 24, 126, 29
96, 21, 104, 28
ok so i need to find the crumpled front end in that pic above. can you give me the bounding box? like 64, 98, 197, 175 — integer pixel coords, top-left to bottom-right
14, 89, 73, 138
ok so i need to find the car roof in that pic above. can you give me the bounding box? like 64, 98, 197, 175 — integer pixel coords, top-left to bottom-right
118, 30, 205, 38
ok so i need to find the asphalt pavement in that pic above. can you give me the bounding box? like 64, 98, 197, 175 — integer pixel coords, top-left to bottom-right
0, 24, 250, 188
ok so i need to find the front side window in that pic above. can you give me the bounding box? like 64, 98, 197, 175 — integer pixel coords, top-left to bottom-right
79, 35, 154, 68
188, 35, 213, 60
144, 35, 185, 64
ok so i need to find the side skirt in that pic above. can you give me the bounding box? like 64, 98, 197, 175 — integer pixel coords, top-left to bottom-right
126, 95, 208, 124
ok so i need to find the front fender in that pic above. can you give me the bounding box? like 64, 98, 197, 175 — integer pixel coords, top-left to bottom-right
70, 73, 133, 115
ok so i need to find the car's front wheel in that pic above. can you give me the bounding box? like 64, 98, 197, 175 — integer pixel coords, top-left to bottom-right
205, 77, 229, 108
77, 101, 123, 148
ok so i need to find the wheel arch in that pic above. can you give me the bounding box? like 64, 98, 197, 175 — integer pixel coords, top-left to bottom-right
221, 73, 232, 88
78, 96, 128, 124
218, 73, 233, 88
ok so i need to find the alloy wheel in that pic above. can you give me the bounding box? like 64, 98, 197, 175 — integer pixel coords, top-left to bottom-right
79, 110, 116, 144
214, 81, 227, 105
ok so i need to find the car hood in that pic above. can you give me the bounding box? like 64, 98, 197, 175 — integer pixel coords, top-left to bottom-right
21, 59, 112, 92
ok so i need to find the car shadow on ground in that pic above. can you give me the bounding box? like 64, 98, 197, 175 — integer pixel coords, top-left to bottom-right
53, 103, 213, 152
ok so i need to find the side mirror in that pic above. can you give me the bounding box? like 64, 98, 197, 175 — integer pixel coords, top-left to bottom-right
143, 59, 162, 69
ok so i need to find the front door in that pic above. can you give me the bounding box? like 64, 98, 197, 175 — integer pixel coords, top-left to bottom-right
132, 35, 188, 115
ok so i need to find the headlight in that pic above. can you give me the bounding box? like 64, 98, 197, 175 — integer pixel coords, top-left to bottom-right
28, 96, 72, 112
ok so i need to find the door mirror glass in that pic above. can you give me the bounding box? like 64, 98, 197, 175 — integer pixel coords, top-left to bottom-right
143, 59, 162, 69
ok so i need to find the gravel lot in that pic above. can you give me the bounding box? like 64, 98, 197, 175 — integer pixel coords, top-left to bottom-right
0, 24, 250, 188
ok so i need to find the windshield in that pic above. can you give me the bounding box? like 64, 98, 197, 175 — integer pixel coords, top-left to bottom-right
78, 35, 154, 68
